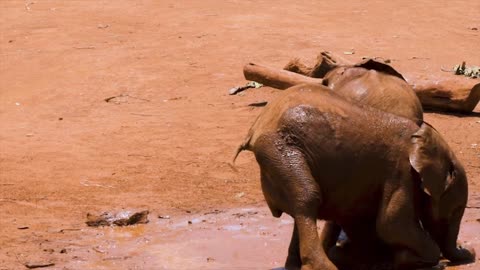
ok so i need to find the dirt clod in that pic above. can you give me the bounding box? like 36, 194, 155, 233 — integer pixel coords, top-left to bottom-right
86, 210, 149, 227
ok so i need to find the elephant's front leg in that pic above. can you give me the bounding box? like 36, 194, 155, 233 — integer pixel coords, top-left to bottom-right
377, 181, 441, 269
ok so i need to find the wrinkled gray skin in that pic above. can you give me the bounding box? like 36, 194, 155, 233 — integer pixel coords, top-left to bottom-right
234, 84, 473, 270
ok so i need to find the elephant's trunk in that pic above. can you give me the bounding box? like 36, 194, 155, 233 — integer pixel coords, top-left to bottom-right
427, 208, 475, 263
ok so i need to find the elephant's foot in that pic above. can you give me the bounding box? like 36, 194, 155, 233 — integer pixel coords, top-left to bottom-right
328, 241, 392, 270
298, 245, 338, 270
328, 244, 354, 269
393, 249, 440, 270
295, 216, 338, 270
284, 254, 301, 270
444, 245, 476, 265
415, 263, 446, 270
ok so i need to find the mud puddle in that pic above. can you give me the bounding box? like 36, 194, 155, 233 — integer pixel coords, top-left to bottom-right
48, 205, 479, 270
62, 207, 293, 269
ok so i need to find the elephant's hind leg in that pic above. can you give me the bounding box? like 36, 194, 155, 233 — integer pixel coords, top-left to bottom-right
285, 221, 339, 270
285, 222, 301, 270
255, 140, 337, 270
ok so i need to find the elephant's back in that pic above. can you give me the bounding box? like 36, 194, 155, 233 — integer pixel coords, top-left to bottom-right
248, 84, 350, 148
325, 66, 423, 124
274, 97, 418, 219
275, 86, 418, 175
249, 83, 418, 147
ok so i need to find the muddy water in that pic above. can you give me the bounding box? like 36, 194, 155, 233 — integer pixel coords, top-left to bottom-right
63, 208, 293, 269
55, 205, 480, 270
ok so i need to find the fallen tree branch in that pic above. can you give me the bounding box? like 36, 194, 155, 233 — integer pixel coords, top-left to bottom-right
243, 63, 323, 90
404, 74, 480, 113
244, 52, 480, 113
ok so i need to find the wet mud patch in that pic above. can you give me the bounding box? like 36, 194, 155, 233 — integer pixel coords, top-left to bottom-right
27, 206, 479, 270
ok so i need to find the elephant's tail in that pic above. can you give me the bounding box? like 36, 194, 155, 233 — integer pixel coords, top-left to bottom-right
231, 131, 253, 166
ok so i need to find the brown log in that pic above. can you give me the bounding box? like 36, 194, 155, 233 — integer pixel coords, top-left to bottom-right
251, 52, 480, 113
404, 74, 480, 113
243, 63, 323, 90
284, 51, 353, 78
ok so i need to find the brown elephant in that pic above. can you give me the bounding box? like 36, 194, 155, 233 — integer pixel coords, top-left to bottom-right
297, 59, 474, 269
321, 59, 423, 124
285, 58, 424, 124
233, 84, 474, 270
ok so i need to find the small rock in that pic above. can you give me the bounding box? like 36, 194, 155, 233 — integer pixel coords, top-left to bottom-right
248, 101, 268, 107
58, 117, 63, 121
232, 211, 258, 218
113, 210, 149, 226
188, 220, 193, 225
60, 249, 67, 254
86, 212, 112, 227
86, 210, 149, 227
235, 192, 245, 198
206, 257, 215, 262
97, 24, 109, 29
158, 215, 170, 219
204, 209, 223, 215
17, 226, 29, 230
25, 262, 55, 269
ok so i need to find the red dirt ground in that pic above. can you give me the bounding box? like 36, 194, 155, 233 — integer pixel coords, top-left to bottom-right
1, 1, 479, 269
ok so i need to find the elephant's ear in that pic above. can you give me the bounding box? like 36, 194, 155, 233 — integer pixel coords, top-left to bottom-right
409, 123, 454, 201
354, 59, 406, 81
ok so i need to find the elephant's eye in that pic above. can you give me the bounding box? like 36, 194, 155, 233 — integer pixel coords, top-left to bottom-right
449, 162, 456, 177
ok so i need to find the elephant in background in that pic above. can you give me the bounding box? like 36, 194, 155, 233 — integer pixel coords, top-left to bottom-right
285, 58, 424, 124
292, 59, 473, 268
321, 59, 423, 124
233, 84, 474, 270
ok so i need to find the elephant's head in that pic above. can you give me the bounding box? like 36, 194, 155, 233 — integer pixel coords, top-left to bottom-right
409, 122, 475, 264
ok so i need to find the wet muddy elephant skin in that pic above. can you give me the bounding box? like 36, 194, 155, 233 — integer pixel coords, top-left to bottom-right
322, 59, 424, 124
234, 84, 473, 270
318, 62, 474, 268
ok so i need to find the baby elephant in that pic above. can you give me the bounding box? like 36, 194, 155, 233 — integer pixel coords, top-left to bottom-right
234, 84, 474, 270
